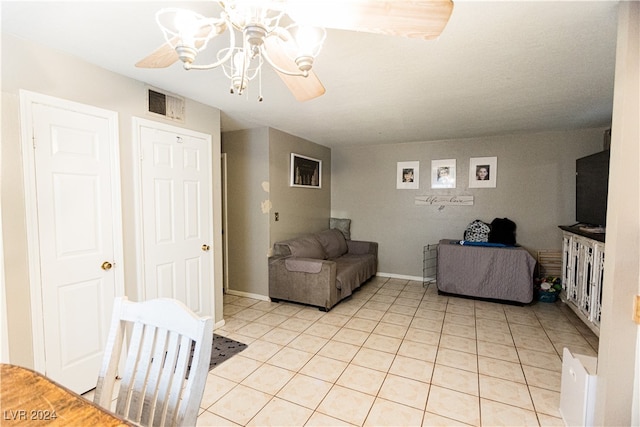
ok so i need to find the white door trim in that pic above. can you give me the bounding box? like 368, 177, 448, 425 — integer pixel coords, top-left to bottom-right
221, 153, 229, 294
19, 90, 125, 372
131, 117, 214, 310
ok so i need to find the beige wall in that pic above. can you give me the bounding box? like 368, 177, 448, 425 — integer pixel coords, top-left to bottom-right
331, 129, 605, 277
222, 128, 271, 297
222, 128, 331, 298
1, 34, 224, 367
595, 2, 640, 424
269, 128, 331, 243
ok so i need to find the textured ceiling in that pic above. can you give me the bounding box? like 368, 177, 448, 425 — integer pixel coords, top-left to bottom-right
1, 1, 619, 147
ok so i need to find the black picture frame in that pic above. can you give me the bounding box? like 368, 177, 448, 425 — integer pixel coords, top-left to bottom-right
290, 153, 322, 188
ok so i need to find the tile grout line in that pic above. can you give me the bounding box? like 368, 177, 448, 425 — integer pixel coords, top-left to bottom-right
212, 278, 595, 426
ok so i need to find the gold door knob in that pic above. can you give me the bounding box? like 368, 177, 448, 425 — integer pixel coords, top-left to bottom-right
101, 261, 113, 271
201, 244, 210, 252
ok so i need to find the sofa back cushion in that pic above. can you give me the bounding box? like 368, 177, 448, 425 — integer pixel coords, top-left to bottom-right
286, 235, 326, 259
315, 229, 348, 259
330, 217, 351, 240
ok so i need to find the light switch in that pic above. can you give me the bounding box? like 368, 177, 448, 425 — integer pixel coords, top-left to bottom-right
275, 212, 279, 221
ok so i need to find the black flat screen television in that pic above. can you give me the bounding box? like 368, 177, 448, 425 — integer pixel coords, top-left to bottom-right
576, 150, 610, 226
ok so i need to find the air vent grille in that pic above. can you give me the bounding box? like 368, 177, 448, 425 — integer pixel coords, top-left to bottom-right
148, 89, 184, 122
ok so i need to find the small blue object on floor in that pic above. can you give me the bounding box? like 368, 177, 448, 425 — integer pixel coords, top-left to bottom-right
537, 290, 558, 303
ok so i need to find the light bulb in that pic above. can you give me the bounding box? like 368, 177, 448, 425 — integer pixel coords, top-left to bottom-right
174, 10, 200, 47
295, 26, 321, 56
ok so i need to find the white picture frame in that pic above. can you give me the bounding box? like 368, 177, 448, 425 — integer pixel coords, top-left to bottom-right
469, 156, 497, 188
431, 159, 456, 189
290, 153, 322, 188
397, 161, 419, 189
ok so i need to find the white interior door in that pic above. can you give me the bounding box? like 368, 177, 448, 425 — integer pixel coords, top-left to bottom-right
135, 119, 213, 317
21, 91, 124, 394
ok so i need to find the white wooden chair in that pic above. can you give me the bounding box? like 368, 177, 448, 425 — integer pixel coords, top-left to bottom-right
94, 297, 213, 427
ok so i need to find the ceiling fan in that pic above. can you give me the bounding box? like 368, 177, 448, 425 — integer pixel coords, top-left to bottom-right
136, 0, 454, 102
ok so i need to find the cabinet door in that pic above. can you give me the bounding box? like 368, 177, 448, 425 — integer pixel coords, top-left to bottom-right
589, 242, 605, 326
568, 235, 583, 303
562, 233, 577, 302
576, 237, 594, 317
560, 230, 604, 335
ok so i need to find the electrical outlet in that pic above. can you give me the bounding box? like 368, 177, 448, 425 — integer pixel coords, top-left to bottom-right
634, 295, 640, 325
275, 212, 279, 222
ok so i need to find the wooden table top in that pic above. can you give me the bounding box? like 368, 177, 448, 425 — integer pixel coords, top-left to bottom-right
0, 363, 134, 426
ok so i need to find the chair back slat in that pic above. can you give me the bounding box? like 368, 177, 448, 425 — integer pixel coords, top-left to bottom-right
175, 317, 213, 424
115, 321, 145, 417
164, 334, 192, 425
129, 324, 160, 423
95, 297, 213, 427
140, 327, 169, 426
150, 330, 180, 426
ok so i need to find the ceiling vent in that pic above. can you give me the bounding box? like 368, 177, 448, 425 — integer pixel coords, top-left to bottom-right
147, 88, 184, 122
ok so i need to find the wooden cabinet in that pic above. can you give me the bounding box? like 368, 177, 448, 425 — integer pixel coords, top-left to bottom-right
561, 229, 605, 335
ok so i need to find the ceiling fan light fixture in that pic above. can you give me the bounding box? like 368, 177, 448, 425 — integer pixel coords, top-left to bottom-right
156, 8, 219, 53
141, 1, 455, 101
287, 24, 326, 63
244, 24, 268, 48
153, 3, 324, 100
219, 47, 262, 95
175, 45, 198, 65
225, 0, 285, 32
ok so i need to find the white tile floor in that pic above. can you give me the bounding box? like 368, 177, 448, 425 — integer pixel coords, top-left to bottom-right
198, 276, 598, 426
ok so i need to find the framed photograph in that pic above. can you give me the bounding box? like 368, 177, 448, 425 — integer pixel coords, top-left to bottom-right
469, 156, 497, 188
431, 159, 456, 189
290, 153, 321, 188
397, 161, 420, 189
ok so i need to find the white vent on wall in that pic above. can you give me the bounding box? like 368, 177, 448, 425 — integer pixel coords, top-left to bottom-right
147, 88, 184, 122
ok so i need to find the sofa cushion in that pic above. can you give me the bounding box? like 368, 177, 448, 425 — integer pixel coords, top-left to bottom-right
334, 253, 377, 293
315, 229, 348, 259
286, 235, 326, 259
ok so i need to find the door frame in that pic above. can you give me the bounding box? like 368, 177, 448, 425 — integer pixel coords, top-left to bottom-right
131, 117, 215, 313
221, 153, 229, 294
19, 90, 125, 372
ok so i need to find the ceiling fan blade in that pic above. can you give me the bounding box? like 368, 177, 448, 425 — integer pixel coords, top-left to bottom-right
281, 69, 325, 102
263, 37, 326, 102
135, 38, 179, 68
136, 23, 227, 69
287, 0, 454, 40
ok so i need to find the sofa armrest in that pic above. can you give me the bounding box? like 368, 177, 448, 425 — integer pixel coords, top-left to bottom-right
284, 257, 327, 274
269, 257, 336, 276
347, 240, 378, 257
268, 257, 339, 310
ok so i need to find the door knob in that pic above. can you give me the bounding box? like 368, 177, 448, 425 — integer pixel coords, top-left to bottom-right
101, 261, 113, 271
201, 244, 210, 252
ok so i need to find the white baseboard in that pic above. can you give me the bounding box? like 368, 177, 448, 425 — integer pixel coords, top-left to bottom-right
214, 319, 226, 330
225, 289, 270, 302
376, 272, 424, 282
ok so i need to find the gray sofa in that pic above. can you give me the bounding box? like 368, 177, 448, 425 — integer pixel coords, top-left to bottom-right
268, 228, 378, 311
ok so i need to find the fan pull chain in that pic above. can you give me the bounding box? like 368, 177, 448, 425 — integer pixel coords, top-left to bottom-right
258, 66, 263, 102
